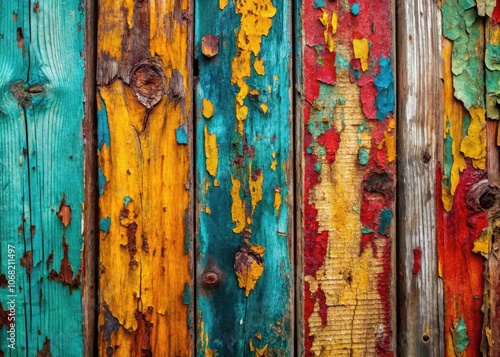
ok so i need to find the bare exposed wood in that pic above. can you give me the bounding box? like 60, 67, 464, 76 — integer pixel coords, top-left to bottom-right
83, 0, 98, 354
396, 0, 444, 355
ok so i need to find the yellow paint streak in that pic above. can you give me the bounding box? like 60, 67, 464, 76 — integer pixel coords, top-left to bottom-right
98, 0, 192, 354
383, 117, 396, 162
473, 228, 491, 258
249, 164, 264, 214
274, 190, 282, 213
442, 38, 466, 211
306, 63, 386, 356
202, 98, 214, 119
260, 103, 268, 113
461, 107, 486, 169
231, 175, 247, 233
353, 38, 369, 71
254, 58, 265, 75
204, 126, 219, 177
256, 344, 269, 357
235, 245, 265, 297
219, 0, 228, 10
231, 0, 276, 134
331, 12, 338, 34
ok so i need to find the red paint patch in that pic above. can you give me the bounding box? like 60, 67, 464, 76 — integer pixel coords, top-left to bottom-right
133, 311, 153, 357
412, 247, 422, 274
438, 162, 488, 355
493, 0, 500, 25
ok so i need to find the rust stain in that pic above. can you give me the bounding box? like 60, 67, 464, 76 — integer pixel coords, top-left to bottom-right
234, 245, 265, 297
20, 251, 33, 276
126, 222, 139, 268
36, 337, 51, 357
57, 195, 72, 228
133, 311, 153, 357
0, 274, 7, 288
202, 35, 219, 58
48, 240, 81, 293
16, 27, 25, 57
46, 251, 54, 270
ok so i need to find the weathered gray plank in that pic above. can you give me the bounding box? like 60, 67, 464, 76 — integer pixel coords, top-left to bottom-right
396, 0, 444, 355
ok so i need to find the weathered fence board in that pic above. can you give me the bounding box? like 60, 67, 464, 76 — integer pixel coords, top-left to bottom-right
439, 2, 490, 355
0, 1, 86, 356
96, 0, 194, 355
299, 0, 396, 355
396, 1, 444, 355
194, 0, 294, 355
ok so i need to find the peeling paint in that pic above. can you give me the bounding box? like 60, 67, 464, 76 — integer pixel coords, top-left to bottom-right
234, 245, 265, 297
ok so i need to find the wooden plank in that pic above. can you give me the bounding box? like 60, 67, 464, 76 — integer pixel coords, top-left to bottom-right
82, 0, 98, 354
0, 3, 30, 355
479, 10, 500, 356
396, 1, 444, 355
1, 1, 86, 355
299, 0, 396, 355
194, 0, 294, 355
96, 0, 194, 355
439, 1, 489, 355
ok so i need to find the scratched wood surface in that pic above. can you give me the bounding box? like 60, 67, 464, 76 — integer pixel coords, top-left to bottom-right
0, 1, 86, 356
194, 0, 294, 355
396, 1, 444, 356
96, 0, 194, 355
299, 0, 396, 355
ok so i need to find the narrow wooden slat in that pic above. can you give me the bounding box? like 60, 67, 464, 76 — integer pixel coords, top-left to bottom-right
480, 11, 500, 356
1, 1, 86, 355
439, 2, 489, 355
96, 0, 194, 355
194, 0, 294, 355
396, 1, 444, 355
83, 0, 98, 354
0, 3, 30, 354
299, 0, 396, 355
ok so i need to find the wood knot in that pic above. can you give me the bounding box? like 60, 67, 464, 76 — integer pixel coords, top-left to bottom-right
200, 261, 225, 291
203, 271, 219, 286
130, 58, 166, 109
467, 179, 500, 213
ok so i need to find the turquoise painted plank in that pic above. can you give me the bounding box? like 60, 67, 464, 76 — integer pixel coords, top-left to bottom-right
0, 1, 85, 355
0, 2, 30, 355
195, 0, 293, 355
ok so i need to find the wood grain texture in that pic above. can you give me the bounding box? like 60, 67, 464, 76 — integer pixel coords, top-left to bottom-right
0, 1, 86, 355
83, 0, 98, 354
396, 1, 444, 356
195, 0, 294, 355
96, 0, 194, 355
299, 0, 396, 355
439, 2, 489, 356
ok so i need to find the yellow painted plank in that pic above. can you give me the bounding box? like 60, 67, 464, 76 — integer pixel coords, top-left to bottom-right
97, 0, 193, 355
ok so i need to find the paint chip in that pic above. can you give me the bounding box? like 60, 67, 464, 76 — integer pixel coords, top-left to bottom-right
202, 98, 215, 118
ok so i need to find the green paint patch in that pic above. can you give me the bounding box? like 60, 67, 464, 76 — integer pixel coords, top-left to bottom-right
443, 121, 453, 192
442, 2, 484, 109
314, 162, 321, 173
351, 3, 360, 15
307, 83, 336, 140
183, 282, 193, 329
358, 147, 369, 165
98, 167, 107, 196
361, 228, 374, 234
378, 209, 393, 236
124, 196, 132, 206
312, 0, 325, 9
451, 315, 470, 354
176, 125, 189, 145
335, 54, 350, 69
100, 217, 111, 233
